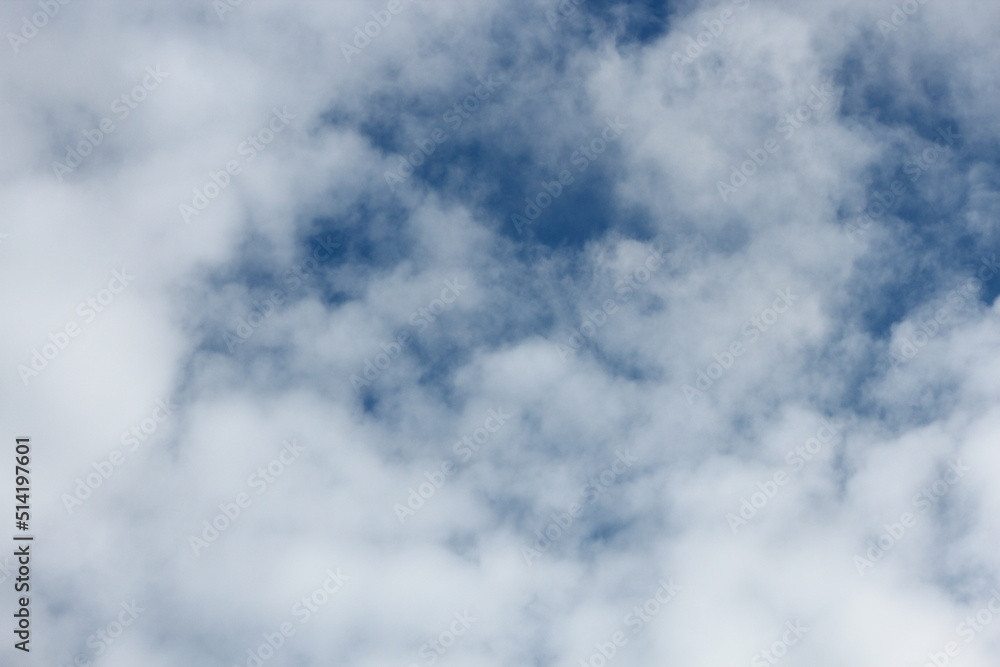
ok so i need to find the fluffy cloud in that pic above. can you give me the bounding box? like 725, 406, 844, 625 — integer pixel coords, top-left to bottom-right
2, 0, 999, 665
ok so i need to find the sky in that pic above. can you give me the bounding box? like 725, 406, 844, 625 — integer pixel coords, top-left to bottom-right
2, 0, 1000, 665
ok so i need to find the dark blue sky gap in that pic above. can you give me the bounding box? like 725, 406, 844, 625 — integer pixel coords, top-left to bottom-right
299, 0, 1000, 426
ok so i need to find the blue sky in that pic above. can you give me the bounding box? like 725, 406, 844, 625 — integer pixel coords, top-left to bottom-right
3, 0, 1000, 665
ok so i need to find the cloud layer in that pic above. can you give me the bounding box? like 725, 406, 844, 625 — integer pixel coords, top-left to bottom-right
3, 0, 1000, 665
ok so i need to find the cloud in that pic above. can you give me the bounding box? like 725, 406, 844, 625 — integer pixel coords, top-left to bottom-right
3, 0, 1000, 664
